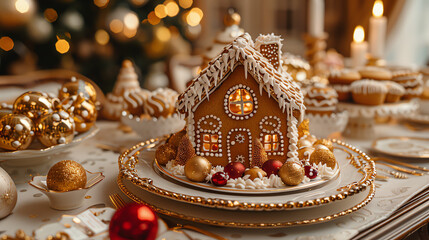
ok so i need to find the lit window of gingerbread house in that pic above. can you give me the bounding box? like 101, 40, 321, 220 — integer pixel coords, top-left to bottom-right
176, 33, 305, 168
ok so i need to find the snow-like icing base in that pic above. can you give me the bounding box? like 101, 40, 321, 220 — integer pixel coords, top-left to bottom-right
164, 160, 338, 190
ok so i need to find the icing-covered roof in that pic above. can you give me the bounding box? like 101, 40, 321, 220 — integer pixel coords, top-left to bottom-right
177, 33, 305, 116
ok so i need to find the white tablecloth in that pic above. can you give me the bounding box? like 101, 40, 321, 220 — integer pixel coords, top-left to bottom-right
1, 121, 428, 239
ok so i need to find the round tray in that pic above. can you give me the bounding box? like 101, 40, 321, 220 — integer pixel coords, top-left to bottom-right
0, 126, 99, 167
118, 137, 375, 211
154, 159, 339, 195
337, 100, 418, 118
118, 173, 375, 228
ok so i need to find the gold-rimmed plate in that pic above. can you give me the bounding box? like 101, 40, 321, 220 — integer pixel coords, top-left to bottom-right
154, 158, 340, 195
372, 137, 429, 158
118, 172, 375, 228
118, 138, 375, 211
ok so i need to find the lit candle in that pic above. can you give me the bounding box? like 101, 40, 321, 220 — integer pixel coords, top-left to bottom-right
308, 0, 325, 37
351, 26, 368, 67
369, 0, 387, 59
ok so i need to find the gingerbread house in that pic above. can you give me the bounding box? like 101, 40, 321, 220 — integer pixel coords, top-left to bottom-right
176, 33, 305, 168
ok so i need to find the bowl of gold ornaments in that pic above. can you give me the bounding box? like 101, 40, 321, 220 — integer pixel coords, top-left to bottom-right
0, 77, 99, 167
29, 160, 104, 210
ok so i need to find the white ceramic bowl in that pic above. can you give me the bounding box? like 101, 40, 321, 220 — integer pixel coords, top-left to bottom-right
29, 171, 104, 210
121, 111, 186, 140
307, 111, 349, 138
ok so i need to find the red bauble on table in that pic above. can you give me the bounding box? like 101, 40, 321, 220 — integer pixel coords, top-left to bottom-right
224, 162, 245, 179
262, 159, 283, 177
304, 165, 318, 179
211, 172, 228, 186
109, 203, 158, 240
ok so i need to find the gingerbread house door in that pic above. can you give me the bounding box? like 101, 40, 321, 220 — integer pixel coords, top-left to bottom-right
226, 128, 252, 168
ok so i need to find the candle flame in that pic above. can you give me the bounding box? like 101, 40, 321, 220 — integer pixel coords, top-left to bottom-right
353, 26, 365, 43
372, 0, 384, 17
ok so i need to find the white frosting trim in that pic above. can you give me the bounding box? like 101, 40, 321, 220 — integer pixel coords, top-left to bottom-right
350, 79, 388, 94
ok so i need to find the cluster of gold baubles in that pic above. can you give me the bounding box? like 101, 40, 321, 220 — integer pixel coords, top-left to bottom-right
0, 77, 97, 151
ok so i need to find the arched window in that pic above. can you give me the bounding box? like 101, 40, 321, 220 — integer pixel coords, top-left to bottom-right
228, 89, 253, 115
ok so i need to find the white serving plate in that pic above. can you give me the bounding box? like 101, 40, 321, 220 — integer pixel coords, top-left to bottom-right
0, 126, 99, 167
372, 137, 429, 158
154, 159, 339, 195
306, 111, 349, 138
121, 111, 185, 140
118, 138, 375, 211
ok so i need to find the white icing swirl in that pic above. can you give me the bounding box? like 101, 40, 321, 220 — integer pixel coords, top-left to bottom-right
350, 79, 387, 94
314, 162, 337, 179
166, 160, 185, 176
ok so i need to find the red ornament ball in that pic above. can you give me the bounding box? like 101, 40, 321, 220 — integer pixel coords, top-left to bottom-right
304, 165, 318, 179
262, 159, 283, 177
109, 203, 158, 240
224, 162, 245, 179
211, 172, 228, 186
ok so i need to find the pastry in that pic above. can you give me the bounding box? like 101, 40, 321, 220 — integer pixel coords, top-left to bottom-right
350, 79, 387, 105
358, 66, 392, 81
328, 69, 361, 102
304, 83, 338, 115
143, 88, 178, 118
392, 71, 423, 99
384, 81, 405, 103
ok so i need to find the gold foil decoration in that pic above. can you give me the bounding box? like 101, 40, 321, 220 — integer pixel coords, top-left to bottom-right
36, 110, 74, 147
46, 160, 87, 192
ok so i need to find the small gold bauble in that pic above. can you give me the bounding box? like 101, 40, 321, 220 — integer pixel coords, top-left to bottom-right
0, 114, 34, 151
309, 148, 337, 169
279, 161, 305, 186
184, 156, 212, 182
62, 95, 97, 133
155, 143, 177, 165
47, 160, 86, 192
36, 110, 75, 147
13, 91, 53, 120
224, 12, 241, 27
244, 167, 267, 180
58, 77, 97, 103
314, 139, 334, 152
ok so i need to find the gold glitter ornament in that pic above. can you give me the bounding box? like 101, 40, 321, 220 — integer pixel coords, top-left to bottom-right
36, 110, 75, 147
244, 167, 267, 180
0, 166, 17, 219
155, 143, 177, 165
62, 95, 97, 133
314, 139, 334, 152
0, 108, 12, 120
0, 114, 35, 151
309, 148, 337, 169
58, 77, 97, 103
47, 160, 87, 191
184, 156, 212, 182
13, 91, 53, 120
279, 161, 305, 186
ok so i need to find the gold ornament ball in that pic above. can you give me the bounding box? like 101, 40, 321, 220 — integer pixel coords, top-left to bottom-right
58, 77, 97, 103
62, 95, 97, 133
13, 91, 53, 120
0, 114, 35, 151
244, 167, 267, 180
184, 156, 212, 182
224, 12, 241, 27
47, 160, 87, 191
314, 139, 334, 152
309, 148, 337, 169
155, 143, 177, 165
36, 110, 75, 147
279, 161, 305, 186
0, 108, 13, 120
0, 166, 17, 219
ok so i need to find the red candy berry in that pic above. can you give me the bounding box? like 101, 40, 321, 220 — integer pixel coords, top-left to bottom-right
109, 203, 158, 240
262, 159, 283, 177
304, 165, 318, 179
211, 172, 228, 186
224, 162, 245, 179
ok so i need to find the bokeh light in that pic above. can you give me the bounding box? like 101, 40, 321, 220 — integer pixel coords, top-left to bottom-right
55, 39, 70, 54
44, 8, 58, 22
155, 26, 171, 42
154, 4, 167, 18
110, 19, 123, 33
179, 0, 193, 9
186, 8, 203, 27
124, 12, 139, 29
166, 1, 179, 17
0, 37, 14, 51
147, 11, 161, 25
95, 29, 110, 45
15, 0, 30, 13
94, 0, 109, 8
